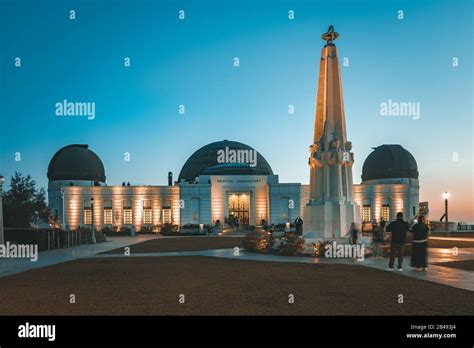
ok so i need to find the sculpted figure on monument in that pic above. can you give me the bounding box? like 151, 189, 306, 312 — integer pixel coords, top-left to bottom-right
327, 138, 344, 166
308, 142, 324, 168
343, 141, 355, 167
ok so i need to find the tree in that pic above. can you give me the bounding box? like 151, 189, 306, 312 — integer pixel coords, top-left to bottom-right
2, 172, 50, 228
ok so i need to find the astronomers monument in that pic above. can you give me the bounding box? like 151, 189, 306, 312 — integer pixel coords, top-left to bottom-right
304, 26, 360, 240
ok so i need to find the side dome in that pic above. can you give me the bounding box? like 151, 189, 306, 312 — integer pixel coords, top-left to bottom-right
47, 144, 106, 182
361, 144, 418, 182
178, 140, 274, 182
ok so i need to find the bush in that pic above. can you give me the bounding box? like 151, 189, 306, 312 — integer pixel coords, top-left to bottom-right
181, 223, 201, 229
160, 223, 179, 235
100, 226, 133, 236
95, 231, 107, 243
311, 240, 335, 257
101, 226, 116, 236
139, 225, 155, 234
118, 227, 132, 236
242, 230, 272, 252
278, 232, 305, 256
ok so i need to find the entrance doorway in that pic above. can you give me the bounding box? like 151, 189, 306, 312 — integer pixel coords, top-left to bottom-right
228, 193, 250, 226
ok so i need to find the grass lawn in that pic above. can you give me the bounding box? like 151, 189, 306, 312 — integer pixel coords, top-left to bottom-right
0, 256, 472, 316
103, 236, 244, 254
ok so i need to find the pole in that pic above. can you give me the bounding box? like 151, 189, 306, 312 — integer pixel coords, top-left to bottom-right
91, 198, 96, 244
445, 198, 449, 234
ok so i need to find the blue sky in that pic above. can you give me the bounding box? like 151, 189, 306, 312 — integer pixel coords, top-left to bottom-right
0, 0, 472, 221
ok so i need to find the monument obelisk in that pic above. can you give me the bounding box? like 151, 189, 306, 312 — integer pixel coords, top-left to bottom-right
303, 26, 360, 240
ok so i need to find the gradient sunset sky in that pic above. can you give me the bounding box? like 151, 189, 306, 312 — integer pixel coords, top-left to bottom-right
1, 0, 472, 222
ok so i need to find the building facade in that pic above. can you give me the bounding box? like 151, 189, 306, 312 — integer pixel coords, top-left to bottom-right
353, 144, 420, 229
48, 141, 306, 231
47, 142, 420, 233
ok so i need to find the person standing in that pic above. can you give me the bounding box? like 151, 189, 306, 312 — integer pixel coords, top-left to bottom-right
411, 215, 429, 271
372, 220, 383, 259
294, 216, 303, 235
348, 222, 360, 245
380, 217, 386, 233
385, 212, 410, 272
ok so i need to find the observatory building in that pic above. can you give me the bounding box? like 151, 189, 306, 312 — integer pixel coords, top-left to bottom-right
48, 141, 308, 231
46, 28, 420, 234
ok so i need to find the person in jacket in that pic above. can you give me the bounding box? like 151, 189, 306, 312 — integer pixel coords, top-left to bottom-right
385, 212, 410, 272
411, 215, 429, 271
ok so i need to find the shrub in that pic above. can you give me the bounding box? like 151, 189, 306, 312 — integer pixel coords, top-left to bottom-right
95, 231, 107, 243
160, 223, 178, 235
101, 226, 116, 236
278, 232, 305, 256
311, 240, 335, 257
139, 225, 154, 234
242, 230, 272, 252
119, 227, 132, 236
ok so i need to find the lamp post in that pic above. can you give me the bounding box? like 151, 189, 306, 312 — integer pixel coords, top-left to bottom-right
90, 197, 96, 244
442, 191, 449, 233
0, 175, 5, 245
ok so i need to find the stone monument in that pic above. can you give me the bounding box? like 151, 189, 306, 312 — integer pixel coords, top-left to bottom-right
303, 26, 360, 240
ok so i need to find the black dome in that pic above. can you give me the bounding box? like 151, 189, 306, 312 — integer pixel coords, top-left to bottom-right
178, 140, 273, 182
362, 145, 418, 182
48, 144, 106, 182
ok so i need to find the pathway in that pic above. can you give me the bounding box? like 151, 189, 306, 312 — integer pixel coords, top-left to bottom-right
0, 235, 158, 278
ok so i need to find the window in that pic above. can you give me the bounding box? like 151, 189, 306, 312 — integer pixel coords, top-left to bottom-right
381, 204, 390, 222
123, 208, 133, 224
84, 208, 92, 225
162, 207, 172, 224
104, 208, 113, 225
143, 208, 152, 224
362, 204, 371, 223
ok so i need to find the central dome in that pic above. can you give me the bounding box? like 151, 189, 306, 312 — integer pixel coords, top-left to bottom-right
178, 140, 274, 182
48, 144, 106, 182
362, 144, 418, 182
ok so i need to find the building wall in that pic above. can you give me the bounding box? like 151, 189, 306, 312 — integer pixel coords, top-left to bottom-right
208, 175, 270, 225
300, 184, 310, 218
268, 183, 302, 224
353, 178, 420, 224
61, 185, 180, 231
48, 179, 102, 226
179, 181, 212, 225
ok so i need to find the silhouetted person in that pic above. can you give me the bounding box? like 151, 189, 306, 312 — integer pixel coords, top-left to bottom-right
411, 215, 429, 271
372, 220, 383, 259
348, 222, 360, 245
386, 212, 410, 272
294, 216, 303, 235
